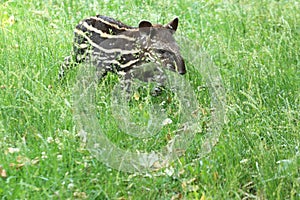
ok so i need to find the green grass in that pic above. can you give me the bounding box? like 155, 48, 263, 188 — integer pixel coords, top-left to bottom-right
0, 0, 299, 199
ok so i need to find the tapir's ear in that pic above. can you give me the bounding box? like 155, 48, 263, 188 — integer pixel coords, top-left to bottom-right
164, 17, 178, 32
138, 20, 153, 28
138, 20, 152, 37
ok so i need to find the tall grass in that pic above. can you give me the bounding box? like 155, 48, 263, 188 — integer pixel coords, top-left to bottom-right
0, 0, 299, 199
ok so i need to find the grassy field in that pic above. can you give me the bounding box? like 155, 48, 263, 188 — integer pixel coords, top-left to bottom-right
0, 0, 299, 199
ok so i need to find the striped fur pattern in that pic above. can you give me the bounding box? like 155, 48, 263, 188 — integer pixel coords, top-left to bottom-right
59, 15, 186, 79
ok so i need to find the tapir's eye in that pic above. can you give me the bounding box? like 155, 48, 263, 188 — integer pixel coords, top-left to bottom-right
157, 49, 167, 54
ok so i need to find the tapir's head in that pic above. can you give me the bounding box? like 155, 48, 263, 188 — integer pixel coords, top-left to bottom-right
138, 17, 186, 75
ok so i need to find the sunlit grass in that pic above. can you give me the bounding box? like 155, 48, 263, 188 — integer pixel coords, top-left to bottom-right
0, 0, 299, 199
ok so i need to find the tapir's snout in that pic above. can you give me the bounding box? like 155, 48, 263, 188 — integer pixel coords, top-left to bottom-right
176, 56, 186, 75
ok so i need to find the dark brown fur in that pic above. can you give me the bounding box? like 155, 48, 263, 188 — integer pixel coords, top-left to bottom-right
60, 15, 186, 79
